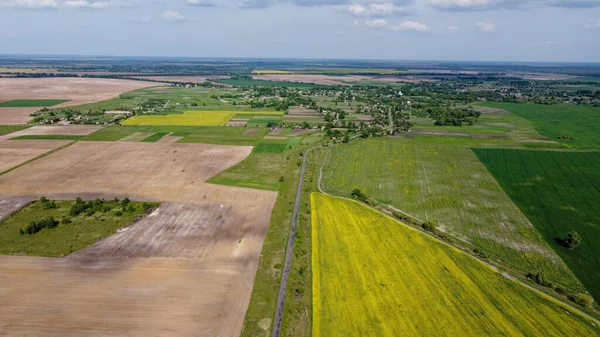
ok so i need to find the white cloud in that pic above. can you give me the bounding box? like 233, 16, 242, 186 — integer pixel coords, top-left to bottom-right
337, 3, 412, 17
162, 10, 186, 22
3, 0, 59, 9
186, 0, 217, 6
64, 0, 114, 9
585, 20, 600, 29
475, 21, 496, 32
391, 20, 428, 32
365, 18, 388, 26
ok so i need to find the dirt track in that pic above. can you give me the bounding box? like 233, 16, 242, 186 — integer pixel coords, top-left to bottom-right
0, 142, 278, 336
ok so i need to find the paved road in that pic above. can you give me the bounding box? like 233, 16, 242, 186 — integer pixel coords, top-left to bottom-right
271, 147, 317, 337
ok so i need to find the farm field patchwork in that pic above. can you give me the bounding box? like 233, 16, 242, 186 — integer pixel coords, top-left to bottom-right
0, 99, 69, 107
0, 125, 30, 136
321, 139, 581, 290
474, 149, 600, 302
481, 103, 600, 150
0, 141, 278, 336
311, 193, 600, 337
121, 110, 237, 126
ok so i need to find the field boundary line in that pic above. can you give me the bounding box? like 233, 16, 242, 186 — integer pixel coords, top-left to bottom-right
316, 157, 600, 327
271, 146, 319, 337
0, 140, 77, 177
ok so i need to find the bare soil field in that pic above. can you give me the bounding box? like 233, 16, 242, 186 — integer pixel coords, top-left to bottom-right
288, 108, 320, 115
226, 121, 247, 127
156, 134, 183, 143
289, 129, 315, 136
0, 125, 103, 140
0, 77, 159, 112
0, 141, 277, 336
133, 76, 229, 83
355, 114, 374, 121
253, 74, 369, 86
0, 107, 38, 124
0, 139, 71, 172
410, 130, 469, 137
268, 128, 284, 135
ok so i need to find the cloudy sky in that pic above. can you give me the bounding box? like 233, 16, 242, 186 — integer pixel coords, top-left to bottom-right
0, 0, 599, 62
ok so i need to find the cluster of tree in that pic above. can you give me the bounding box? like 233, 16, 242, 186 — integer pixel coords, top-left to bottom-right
20, 217, 59, 235
557, 231, 582, 249
429, 107, 481, 126
69, 197, 132, 217
39, 196, 58, 209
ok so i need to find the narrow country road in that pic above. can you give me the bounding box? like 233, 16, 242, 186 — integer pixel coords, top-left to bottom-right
271, 146, 317, 337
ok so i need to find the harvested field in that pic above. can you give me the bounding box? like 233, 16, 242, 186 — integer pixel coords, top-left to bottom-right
0, 78, 159, 109
475, 107, 510, 114
355, 114, 374, 121
471, 134, 508, 139
264, 136, 288, 140
0, 107, 38, 124
226, 122, 247, 127
242, 129, 259, 136
118, 132, 155, 142
512, 136, 556, 143
288, 108, 320, 115
252, 74, 368, 86
289, 129, 315, 136
157, 134, 183, 143
0, 141, 278, 336
133, 75, 229, 83
0, 125, 102, 140
268, 128, 284, 135
0, 139, 71, 172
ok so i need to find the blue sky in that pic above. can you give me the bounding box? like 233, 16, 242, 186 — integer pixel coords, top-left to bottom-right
0, 0, 599, 62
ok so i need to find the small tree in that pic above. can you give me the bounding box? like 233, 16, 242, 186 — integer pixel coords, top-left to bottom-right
564, 231, 582, 249
422, 221, 437, 232
351, 189, 367, 202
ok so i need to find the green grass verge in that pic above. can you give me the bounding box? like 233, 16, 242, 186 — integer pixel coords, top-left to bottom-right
321, 138, 583, 291
0, 99, 68, 107
481, 103, 600, 150
0, 125, 30, 136
474, 149, 600, 302
141, 132, 169, 142
0, 198, 158, 257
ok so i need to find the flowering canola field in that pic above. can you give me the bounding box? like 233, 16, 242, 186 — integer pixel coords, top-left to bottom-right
311, 193, 599, 337
122, 111, 237, 126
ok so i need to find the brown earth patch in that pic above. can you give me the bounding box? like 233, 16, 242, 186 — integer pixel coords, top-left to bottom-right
264, 136, 288, 140
474, 107, 510, 114
156, 133, 183, 144
0, 78, 160, 109
288, 108, 320, 115
268, 128, 284, 135
0, 107, 38, 125
2, 125, 102, 139
243, 129, 259, 135
356, 114, 374, 121
289, 129, 315, 136
471, 134, 508, 139
0, 139, 72, 172
226, 122, 247, 127
410, 130, 469, 137
0, 196, 35, 221
512, 137, 557, 143
283, 115, 320, 119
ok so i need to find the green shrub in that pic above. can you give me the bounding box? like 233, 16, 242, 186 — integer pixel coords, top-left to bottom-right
422, 221, 437, 232
85, 208, 96, 217
21, 217, 59, 235
115, 211, 123, 216
526, 271, 553, 288
569, 293, 594, 308
563, 231, 581, 249
61, 217, 72, 225
351, 188, 367, 202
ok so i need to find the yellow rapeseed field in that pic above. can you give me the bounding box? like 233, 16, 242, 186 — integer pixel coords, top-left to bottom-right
121, 111, 237, 126
311, 193, 599, 337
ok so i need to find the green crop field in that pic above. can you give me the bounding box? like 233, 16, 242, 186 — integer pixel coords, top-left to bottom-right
475, 149, 600, 302
0, 125, 30, 136
83, 125, 264, 146
311, 193, 599, 337
481, 103, 600, 150
0, 99, 69, 107
321, 139, 582, 290
140, 132, 169, 142
254, 142, 288, 153
0, 198, 157, 257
